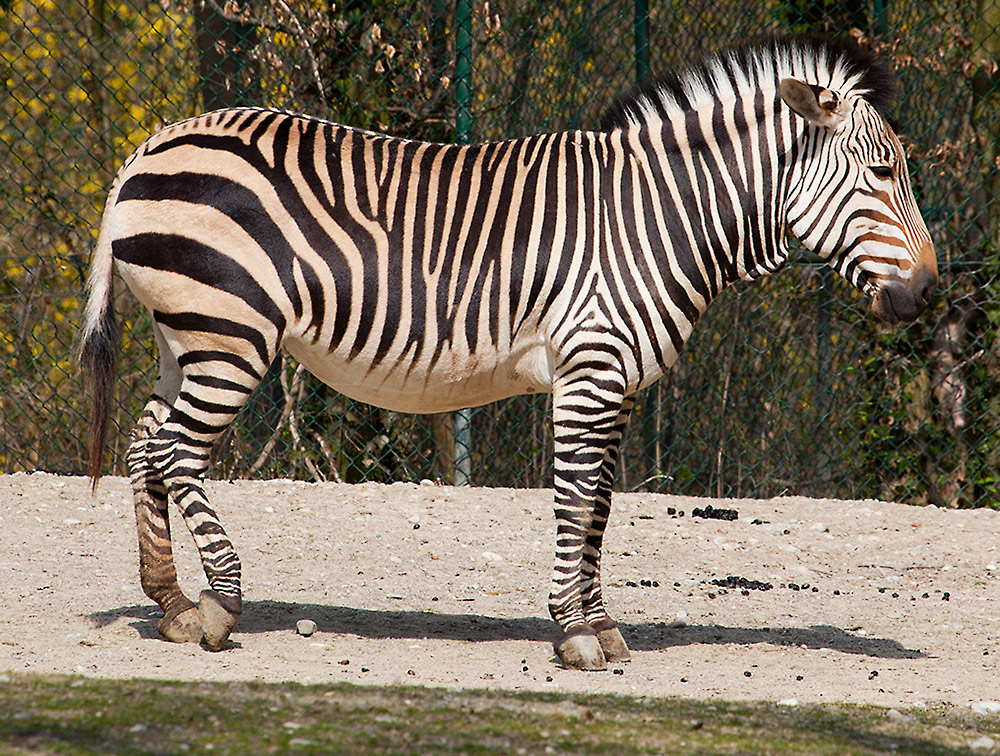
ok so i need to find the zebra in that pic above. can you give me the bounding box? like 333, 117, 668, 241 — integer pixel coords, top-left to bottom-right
80, 37, 936, 670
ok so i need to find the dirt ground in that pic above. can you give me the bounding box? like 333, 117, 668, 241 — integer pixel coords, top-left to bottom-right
2, 471, 1000, 709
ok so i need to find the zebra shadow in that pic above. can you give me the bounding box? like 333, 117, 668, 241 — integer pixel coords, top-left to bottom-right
89, 600, 924, 660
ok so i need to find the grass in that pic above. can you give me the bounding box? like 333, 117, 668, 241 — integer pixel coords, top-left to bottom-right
0, 673, 993, 755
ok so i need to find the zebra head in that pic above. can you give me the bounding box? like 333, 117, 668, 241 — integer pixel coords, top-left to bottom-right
780, 72, 937, 325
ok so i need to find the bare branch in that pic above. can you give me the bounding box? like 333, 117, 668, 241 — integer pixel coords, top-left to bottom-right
202, 0, 327, 108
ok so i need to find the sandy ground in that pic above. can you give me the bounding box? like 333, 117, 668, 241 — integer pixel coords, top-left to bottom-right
2, 471, 1000, 709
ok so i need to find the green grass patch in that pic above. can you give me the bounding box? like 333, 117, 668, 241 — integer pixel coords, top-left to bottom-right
0, 673, 992, 755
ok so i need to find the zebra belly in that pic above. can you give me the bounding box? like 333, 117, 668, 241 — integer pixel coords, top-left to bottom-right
282, 338, 555, 414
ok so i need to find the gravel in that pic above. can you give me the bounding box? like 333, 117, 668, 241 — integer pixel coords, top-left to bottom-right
3, 471, 1000, 709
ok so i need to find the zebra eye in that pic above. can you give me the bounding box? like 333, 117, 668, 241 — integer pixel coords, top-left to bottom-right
869, 165, 895, 180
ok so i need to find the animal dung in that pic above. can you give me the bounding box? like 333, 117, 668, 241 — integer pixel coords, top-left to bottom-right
692, 504, 738, 521
710, 575, 773, 592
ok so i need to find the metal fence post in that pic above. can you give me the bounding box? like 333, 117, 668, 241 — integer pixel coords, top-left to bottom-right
453, 0, 473, 486
635, 0, 650, 83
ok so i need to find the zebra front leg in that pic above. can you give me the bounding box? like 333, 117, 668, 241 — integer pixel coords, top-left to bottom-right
129, 397, 202, 643
581, 395, 636, 663
549, 380, 630, 670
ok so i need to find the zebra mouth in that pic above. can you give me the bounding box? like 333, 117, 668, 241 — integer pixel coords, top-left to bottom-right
872, 276, 934, 325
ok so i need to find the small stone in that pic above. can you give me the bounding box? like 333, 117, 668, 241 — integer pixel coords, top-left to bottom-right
971, 701, 1000, 716
667, 611, 689, 628
778, 698, 799, 707
886, 708, 914, 723
970, 736, 996, 751
296, 619, 317, 637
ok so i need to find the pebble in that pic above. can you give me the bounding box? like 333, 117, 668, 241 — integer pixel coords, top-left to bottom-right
667, 611, 688, 628
970, 736, 996, 751
778, 698, 799, 707
971, 701, 1000, 716
296, 619, 317, 637
886, 708, 914, 724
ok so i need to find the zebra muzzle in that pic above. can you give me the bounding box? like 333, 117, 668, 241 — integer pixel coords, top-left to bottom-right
872, 264, 937, 325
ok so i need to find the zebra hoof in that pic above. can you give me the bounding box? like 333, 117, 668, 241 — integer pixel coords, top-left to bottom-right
591, 618, 631, 663
554, 626, 607, 671
157, 603, 203, 644
198, 589, 243, 651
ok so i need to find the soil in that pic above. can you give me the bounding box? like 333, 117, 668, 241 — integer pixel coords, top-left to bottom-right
2, 471, 1000, 709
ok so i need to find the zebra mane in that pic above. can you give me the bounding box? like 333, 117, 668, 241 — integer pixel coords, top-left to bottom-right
600, 36, 896, 132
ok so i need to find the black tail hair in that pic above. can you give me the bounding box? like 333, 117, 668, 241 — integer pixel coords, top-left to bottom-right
77, 286, 118, 490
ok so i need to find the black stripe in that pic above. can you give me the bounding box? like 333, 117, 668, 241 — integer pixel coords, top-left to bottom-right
154, 310, 272, 368
176, 349, 263, 380
113, 232, 286, 335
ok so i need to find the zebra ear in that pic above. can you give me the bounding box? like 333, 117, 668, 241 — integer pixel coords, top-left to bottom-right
779, 78, 847, 129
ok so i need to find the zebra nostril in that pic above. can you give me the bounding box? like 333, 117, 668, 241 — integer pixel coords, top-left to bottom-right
914, 267, 937, 307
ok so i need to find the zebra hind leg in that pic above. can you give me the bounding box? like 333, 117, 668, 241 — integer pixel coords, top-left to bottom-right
135, 353, 261, 650
154, 371, 256, 650
129, 396, 203, 643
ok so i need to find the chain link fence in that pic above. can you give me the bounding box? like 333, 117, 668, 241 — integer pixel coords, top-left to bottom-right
2, 0, 998, 507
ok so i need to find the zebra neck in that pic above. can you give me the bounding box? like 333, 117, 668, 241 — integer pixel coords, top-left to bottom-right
605, 103, 790, 304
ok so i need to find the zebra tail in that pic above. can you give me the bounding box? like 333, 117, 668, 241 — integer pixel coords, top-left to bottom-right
77, 188, 120, 491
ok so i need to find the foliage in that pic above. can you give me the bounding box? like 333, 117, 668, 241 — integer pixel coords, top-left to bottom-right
1, 0, 998, 508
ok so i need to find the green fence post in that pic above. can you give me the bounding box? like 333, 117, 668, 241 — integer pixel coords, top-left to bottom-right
453, 0, 473, 486
635, 0, 650, 83
872, 0, 887, 36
